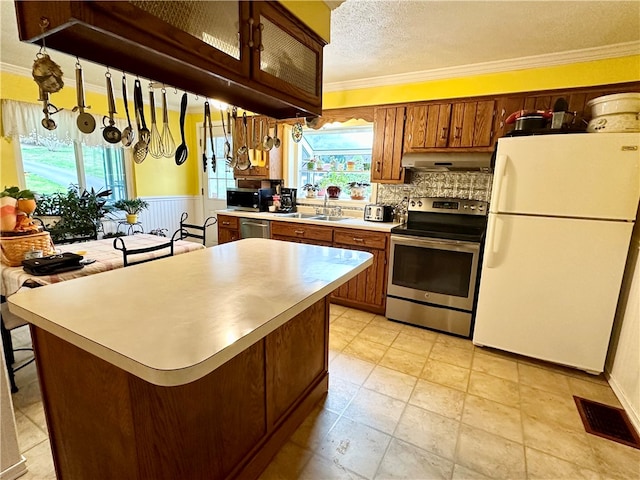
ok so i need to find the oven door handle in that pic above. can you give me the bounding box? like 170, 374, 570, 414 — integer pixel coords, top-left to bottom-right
391, 235, 480, 252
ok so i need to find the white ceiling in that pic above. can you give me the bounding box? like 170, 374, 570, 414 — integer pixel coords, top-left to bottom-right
323, 0, 640, 90
1, 0, 639, 109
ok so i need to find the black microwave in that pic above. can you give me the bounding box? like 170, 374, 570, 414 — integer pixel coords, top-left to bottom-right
226, 188, 272, 212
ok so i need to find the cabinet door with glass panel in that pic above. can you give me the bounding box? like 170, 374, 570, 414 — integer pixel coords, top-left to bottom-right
250, 2, 325, 113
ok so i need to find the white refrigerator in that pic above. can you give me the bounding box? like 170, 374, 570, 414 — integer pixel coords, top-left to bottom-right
473, 133, 640, 373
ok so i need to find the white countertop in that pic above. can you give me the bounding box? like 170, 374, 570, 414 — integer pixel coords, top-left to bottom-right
8, 239, 372, 386
217, 209, 400, 232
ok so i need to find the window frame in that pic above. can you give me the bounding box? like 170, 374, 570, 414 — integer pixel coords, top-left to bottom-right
13, 137, 134, 201
291, 123, 375, 203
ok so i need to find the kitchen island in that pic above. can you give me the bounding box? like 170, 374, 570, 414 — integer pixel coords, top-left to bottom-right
8, 238, 373, 480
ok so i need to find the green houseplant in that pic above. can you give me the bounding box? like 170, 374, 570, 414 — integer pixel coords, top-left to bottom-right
34, 185, 113, 243
114, 198, 149, 224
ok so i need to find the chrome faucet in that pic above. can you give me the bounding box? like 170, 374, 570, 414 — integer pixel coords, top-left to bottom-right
323, 192, 328, 216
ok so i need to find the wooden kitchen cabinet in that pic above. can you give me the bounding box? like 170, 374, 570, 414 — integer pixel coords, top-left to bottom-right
404, 103, 450, 150
272, 222, 389, 314
371, 106, 407, 184
271, 221, 333, 246
15, 1, 325, 118
233, 115, 283, 179
332, 229, 389, 314
448, 100, 495, 148
404, 99, 494, 152
217, 215, 240, 244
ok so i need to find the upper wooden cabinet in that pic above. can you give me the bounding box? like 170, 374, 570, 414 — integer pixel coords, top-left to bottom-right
232, 115, 283, 179
372, 106, 407, 183
404, 100, 495, 153
449, 100, 495, 148
15, 1, 325, 118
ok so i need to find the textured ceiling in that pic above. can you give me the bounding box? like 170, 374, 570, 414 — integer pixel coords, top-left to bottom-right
324, 0, 640, 86
1, 0, 639, 103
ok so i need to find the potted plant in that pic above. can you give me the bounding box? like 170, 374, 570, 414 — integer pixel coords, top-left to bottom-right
114, 198, 149, 224
347, 182, 369, 200
302, 184, 319, 199
0, 186, 37, 231
35, 185, 113, 242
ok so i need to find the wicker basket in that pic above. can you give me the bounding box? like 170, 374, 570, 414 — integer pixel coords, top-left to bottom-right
0, 231, 56, 267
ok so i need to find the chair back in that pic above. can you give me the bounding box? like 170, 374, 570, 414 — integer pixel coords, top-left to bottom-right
178, 212, 217, 245
113, 230, 181, 267
33, 217, 98, 244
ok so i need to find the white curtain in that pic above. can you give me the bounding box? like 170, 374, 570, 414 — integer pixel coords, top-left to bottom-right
1, 99, 127, 148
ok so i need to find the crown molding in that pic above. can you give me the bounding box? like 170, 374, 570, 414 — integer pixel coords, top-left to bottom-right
324, 41, 640, 93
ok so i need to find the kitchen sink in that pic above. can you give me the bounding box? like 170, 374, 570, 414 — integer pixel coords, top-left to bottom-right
311, 215, 348, 221
273, 212, 348, 221
273, 212, 318, 219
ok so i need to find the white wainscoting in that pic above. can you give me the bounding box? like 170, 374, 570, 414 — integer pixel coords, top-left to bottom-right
103, 196, 202, 238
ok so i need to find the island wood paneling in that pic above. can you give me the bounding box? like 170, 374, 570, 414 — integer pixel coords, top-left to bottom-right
129, 341, 266, 479
266, 299, 327, 427
31, 327, 139, 480
31, 297, 330, 480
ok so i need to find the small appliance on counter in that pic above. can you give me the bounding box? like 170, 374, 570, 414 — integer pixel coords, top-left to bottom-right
226, 187, 271, 212
364, 204, 394, 222
276, 188, 297, 213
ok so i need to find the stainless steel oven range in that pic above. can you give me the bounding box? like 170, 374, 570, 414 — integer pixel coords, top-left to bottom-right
386, 197, 488, 337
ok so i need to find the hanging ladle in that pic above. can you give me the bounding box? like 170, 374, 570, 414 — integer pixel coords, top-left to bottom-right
236, 112, 251, 171
262, 117, 274, 151
121, 74, 135, 147
102, 72, 121, 144
174, 93, 189, 166
273, 121, 281, 149
73, 60, 96, 134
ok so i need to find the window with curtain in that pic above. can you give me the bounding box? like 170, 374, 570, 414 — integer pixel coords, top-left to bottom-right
296, 124, 373, 200
1, 99, 130, 201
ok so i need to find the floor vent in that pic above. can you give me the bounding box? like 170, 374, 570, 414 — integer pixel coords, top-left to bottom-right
574, 396, 640, 450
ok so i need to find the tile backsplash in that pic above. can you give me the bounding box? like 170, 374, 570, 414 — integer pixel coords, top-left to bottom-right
376, 171, 493, 206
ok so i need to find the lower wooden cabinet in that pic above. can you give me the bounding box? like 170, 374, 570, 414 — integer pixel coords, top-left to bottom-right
271, 221, 389, 314
217, 215, 240, 244
271, 221, 333, 245
332, 228, 388, 314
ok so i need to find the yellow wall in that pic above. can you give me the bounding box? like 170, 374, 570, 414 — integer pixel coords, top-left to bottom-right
0, 71, 200, 196
3, 53, 639, 196
323, 55, 640, 109
279, 0, 331, 42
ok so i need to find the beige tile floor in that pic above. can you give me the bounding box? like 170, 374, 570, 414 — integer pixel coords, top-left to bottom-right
8, 305, 640, 479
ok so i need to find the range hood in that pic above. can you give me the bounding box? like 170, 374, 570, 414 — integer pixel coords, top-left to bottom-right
401, 152, 493, 172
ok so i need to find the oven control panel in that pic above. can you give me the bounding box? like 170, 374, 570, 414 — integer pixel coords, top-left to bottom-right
408, 197, 488, 216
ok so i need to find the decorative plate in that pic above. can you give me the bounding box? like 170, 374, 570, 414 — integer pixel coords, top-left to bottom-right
292, 122, 303, 143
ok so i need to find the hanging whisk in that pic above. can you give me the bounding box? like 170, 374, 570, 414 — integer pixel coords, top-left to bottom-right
160, 87, 176, 157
